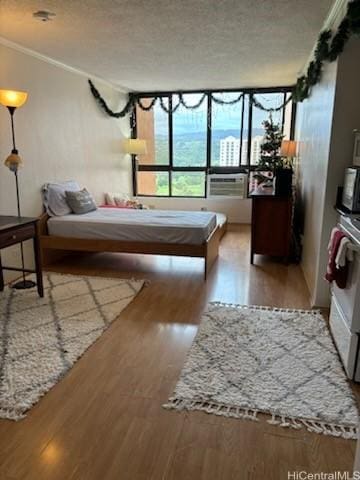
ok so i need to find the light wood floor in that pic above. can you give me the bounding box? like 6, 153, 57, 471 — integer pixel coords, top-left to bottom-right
0, 225, 357, 480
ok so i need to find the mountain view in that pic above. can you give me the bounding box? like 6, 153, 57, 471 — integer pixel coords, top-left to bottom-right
154, 128, 265, 167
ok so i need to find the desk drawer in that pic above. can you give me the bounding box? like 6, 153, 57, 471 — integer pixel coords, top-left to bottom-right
0, 224, 35, 249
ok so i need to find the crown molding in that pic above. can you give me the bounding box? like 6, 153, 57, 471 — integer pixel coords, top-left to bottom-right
299, 0, 349, 75
0, 36, 128, 93
323, 0, 349, 30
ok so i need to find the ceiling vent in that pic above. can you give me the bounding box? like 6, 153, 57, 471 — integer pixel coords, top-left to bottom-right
33, 10, 56, 22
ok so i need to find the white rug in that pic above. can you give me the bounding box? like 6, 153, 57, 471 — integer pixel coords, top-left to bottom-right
164, 303, 359, 439
0, 273, 145, 420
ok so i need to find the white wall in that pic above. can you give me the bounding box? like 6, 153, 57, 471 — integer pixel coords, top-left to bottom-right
318, 37, 360, 302
0, 43, 132, 280
295, 62, 338, 306
296, 37, 360, 306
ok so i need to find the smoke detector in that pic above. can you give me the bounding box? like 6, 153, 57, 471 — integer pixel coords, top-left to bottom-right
33, 10, 56, 22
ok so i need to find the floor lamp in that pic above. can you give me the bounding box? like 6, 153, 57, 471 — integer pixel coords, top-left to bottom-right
0, 89, 36, 290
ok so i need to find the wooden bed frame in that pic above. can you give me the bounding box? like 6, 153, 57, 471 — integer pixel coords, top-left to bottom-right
38, 213, 227, 279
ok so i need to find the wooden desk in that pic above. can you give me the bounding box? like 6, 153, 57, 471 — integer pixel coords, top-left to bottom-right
0, 216, 44, 297
249, 187, 292, 264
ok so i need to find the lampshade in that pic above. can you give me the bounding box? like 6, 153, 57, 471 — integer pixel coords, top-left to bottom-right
280, 140, 297, 157
123, 139, 147, 155
4, 153, 23, 172
0, 89, 28, 108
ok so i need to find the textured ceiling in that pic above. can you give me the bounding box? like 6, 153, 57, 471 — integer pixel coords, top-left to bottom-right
0, 0, 335, 92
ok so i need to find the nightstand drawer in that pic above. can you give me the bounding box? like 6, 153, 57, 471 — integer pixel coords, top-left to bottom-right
0, 224, 35, 249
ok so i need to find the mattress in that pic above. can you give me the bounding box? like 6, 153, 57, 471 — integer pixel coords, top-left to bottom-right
47, 208, 217, 245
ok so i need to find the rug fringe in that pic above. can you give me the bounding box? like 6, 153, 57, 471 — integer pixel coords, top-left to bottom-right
163, 398, 260, 422
162, 398, 358, 440
209, 302, 322, 315
268, 414, 358, 440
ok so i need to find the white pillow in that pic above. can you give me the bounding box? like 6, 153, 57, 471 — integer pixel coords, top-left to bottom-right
114, 196, 129, 207
42, 181, 80, 216
104, 192, 116, 206
104, 192, 129, 206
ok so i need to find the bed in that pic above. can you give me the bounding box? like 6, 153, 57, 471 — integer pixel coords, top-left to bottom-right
39, 208, 227, 279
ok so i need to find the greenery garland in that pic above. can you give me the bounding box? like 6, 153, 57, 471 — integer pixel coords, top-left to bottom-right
88, 79, 134, 118
252, 94, 292, 112
159, 96, 180, 113
211, 92, 244, 105
88, 80, 287, 117
293, 0, 360, 102
137, 97, 157, 111
179, 93, 207, 109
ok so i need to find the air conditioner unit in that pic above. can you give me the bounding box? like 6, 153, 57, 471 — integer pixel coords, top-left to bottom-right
207, 173, 248, 198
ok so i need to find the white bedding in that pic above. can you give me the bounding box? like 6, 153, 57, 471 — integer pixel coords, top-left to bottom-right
47, 208, 218, 245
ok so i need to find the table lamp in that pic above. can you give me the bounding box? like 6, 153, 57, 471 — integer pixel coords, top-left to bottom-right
123, 139, 147, 195
123, 139, 147, 158
280, 140, 297, 158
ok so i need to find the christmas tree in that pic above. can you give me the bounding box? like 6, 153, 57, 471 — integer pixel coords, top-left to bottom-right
258, 114, 285, 171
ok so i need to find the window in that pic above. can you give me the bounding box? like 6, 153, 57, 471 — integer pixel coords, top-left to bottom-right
133, 89, 294, 197
250, 93, 290, 166
137, 171, 169, 196
172, 171, 206, 197
135, 97, 169, 166
283, 92, 293, 141
211, 92, 249, 167
173, 94, 207, 167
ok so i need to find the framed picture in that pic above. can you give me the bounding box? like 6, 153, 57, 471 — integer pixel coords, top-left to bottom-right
353, 131, 360, 166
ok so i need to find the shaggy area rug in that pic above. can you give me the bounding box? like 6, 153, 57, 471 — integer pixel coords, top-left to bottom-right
0, 273, 145, 420
164, 303, 359, 439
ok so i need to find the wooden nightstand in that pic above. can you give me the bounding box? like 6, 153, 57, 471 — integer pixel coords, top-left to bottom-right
249, 187, 292, 264
0, 216, 44, 297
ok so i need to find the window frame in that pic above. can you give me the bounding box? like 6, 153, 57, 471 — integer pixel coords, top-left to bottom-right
132, 86, 295, 198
